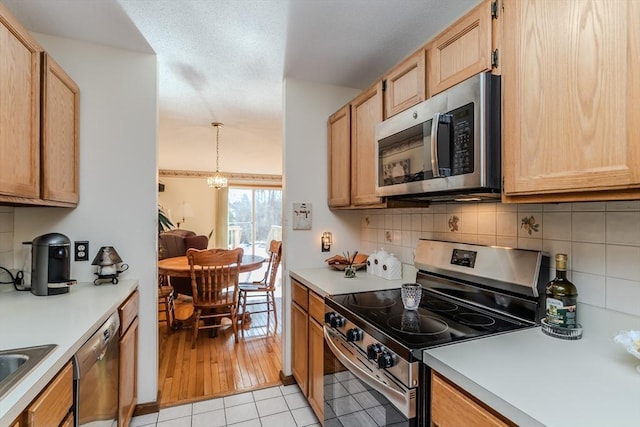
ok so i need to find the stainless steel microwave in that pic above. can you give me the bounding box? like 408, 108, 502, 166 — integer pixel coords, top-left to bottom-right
375, 72, 501, 202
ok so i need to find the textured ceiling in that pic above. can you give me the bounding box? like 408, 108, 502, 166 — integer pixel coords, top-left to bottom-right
2, 0, 480, 175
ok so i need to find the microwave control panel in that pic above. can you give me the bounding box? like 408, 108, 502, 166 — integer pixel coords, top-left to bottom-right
451, 103, 474, 176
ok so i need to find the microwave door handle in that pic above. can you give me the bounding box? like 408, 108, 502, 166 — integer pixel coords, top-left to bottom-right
430, 113, 442, 177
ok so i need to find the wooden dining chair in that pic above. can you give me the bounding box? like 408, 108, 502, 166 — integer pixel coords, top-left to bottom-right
158, 282, 176, 332
187, 247, 244, 348
238, 240, 282, 336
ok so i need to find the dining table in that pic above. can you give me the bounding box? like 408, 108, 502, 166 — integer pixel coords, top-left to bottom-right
158, 253, 265, 330
158, 253, 265, 278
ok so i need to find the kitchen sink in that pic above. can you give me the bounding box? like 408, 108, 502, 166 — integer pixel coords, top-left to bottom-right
0, 344, 57, 400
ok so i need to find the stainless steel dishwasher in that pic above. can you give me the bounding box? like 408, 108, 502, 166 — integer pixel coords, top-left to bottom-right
73, 312, 120, 427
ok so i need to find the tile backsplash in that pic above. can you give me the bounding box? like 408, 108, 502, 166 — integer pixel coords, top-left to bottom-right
360, 201, 640, 316
0, 207, 14, 272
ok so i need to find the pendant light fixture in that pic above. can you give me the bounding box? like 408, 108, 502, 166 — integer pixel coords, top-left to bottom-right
207, 122, 228, 189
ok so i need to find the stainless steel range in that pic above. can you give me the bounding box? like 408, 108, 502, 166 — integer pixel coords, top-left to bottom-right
323, 239, 549, 426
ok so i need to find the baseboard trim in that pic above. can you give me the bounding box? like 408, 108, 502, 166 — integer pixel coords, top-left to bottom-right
134, 393, 161, 416
279, 370, 296, 386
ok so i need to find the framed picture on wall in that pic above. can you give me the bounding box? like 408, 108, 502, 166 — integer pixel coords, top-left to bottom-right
292, 202, 312, 230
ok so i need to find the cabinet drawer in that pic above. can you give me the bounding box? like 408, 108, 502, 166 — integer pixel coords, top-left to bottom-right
60, 411, 74, 427
119, 289, 139, 334
292, 280, 308, 311
431, 372, 513, 427
26, 361, 73, 427
308, 291, 324, 324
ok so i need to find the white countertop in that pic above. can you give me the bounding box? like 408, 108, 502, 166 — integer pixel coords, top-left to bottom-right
289, 267, 408, 297
291, 268, 640, 426
0, 279, 138, 426
424, 303, 640, 427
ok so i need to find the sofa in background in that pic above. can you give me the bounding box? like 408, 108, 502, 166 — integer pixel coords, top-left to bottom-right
159, 229, 209, 296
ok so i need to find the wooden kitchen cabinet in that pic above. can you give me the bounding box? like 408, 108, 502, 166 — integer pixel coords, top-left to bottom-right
290, 278, 325, 421
0, 2, 42, 200
118, 290, 139, 427
24, 361, 74, 427
501, 0, 640, 203
307, 291, 325, 421
291, 285, 309, 395
328, 104, 351, 207
428, 0, 495, 96
383, 48, 427, 119
350, 81, 385, 207
431, 372, 514, 427
41, 53, 80, 204
327, 82, 387, 209
0, 4, 80, 207
59, 413, 73, 427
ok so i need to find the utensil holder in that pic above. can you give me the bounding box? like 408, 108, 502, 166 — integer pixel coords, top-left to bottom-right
344, 266, 357, 278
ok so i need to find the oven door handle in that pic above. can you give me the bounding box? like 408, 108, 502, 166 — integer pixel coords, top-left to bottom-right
324, 326, 415, 419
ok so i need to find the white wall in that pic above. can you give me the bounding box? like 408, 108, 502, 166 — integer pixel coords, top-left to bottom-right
12, 34, 159, 404
158, 176, 216, 240
282, 79, 361, 375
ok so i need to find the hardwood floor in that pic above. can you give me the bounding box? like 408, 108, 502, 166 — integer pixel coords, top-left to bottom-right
158, 296, 282, 408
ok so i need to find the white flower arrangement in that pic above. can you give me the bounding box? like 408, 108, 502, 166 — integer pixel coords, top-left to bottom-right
614, 330, 640, 373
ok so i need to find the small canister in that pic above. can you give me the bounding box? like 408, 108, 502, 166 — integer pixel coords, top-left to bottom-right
367, 250, 379, 276
381, 253, 402, 280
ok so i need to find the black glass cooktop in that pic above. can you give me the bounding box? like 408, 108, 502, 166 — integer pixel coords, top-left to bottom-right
326, 288, 530, 355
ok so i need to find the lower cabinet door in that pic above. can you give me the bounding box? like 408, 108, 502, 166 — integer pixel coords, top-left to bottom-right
431, 372, 513, 427
25, 362, 73, 427
291, 302, 309, 395
307, 318, 324, 420
119, 317, 138, 427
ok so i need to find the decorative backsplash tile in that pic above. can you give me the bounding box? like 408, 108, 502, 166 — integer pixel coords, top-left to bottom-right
0, 208, 14, 270
360, 202, 640, 316
520, 215, 540, 235
448, 215, 459, 232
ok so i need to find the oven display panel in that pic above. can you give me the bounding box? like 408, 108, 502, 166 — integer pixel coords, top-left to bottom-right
451, 249, 477, 268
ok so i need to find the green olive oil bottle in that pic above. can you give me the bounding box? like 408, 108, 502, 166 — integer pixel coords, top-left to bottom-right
545, 254, 578, 328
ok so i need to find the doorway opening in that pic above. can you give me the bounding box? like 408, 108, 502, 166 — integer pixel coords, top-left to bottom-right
158, 179, 284, 408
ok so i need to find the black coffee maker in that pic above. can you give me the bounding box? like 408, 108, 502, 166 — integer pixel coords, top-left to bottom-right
31, 233, 76, 296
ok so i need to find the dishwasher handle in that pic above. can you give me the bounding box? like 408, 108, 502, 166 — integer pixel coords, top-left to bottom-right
74, 312, 120, 378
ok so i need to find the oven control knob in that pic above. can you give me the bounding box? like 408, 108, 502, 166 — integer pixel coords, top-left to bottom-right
377, 351, 397, 369
346, 328, 363, 342
367, 343, 383, 360
324, 312, 336, 324
326, 313, 345, 328
332, 316, 346, 328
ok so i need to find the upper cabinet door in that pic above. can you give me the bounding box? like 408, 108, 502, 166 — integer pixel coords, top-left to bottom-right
0, 4, 41, 198
41, 54, 80, 204
502, 0, 640, 202
383, 49, 426, 119
429, 0, 492, 96
328, 105, 351, 207
351, 81, 384, 206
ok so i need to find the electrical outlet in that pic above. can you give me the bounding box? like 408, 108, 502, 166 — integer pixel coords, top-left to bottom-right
75, 241, 89, 261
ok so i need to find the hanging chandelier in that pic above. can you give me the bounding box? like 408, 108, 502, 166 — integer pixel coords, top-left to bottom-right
207, 122, 228, 189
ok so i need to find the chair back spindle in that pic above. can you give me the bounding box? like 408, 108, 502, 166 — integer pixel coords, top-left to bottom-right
238, 240, 282, 336
187, 247, 243, 347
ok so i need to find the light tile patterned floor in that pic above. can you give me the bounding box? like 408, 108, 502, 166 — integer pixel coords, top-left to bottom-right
130, 384, 320, 427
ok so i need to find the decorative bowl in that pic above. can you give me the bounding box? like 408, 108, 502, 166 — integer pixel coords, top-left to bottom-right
329, 263, 366, 271
613, 330, 640, 373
